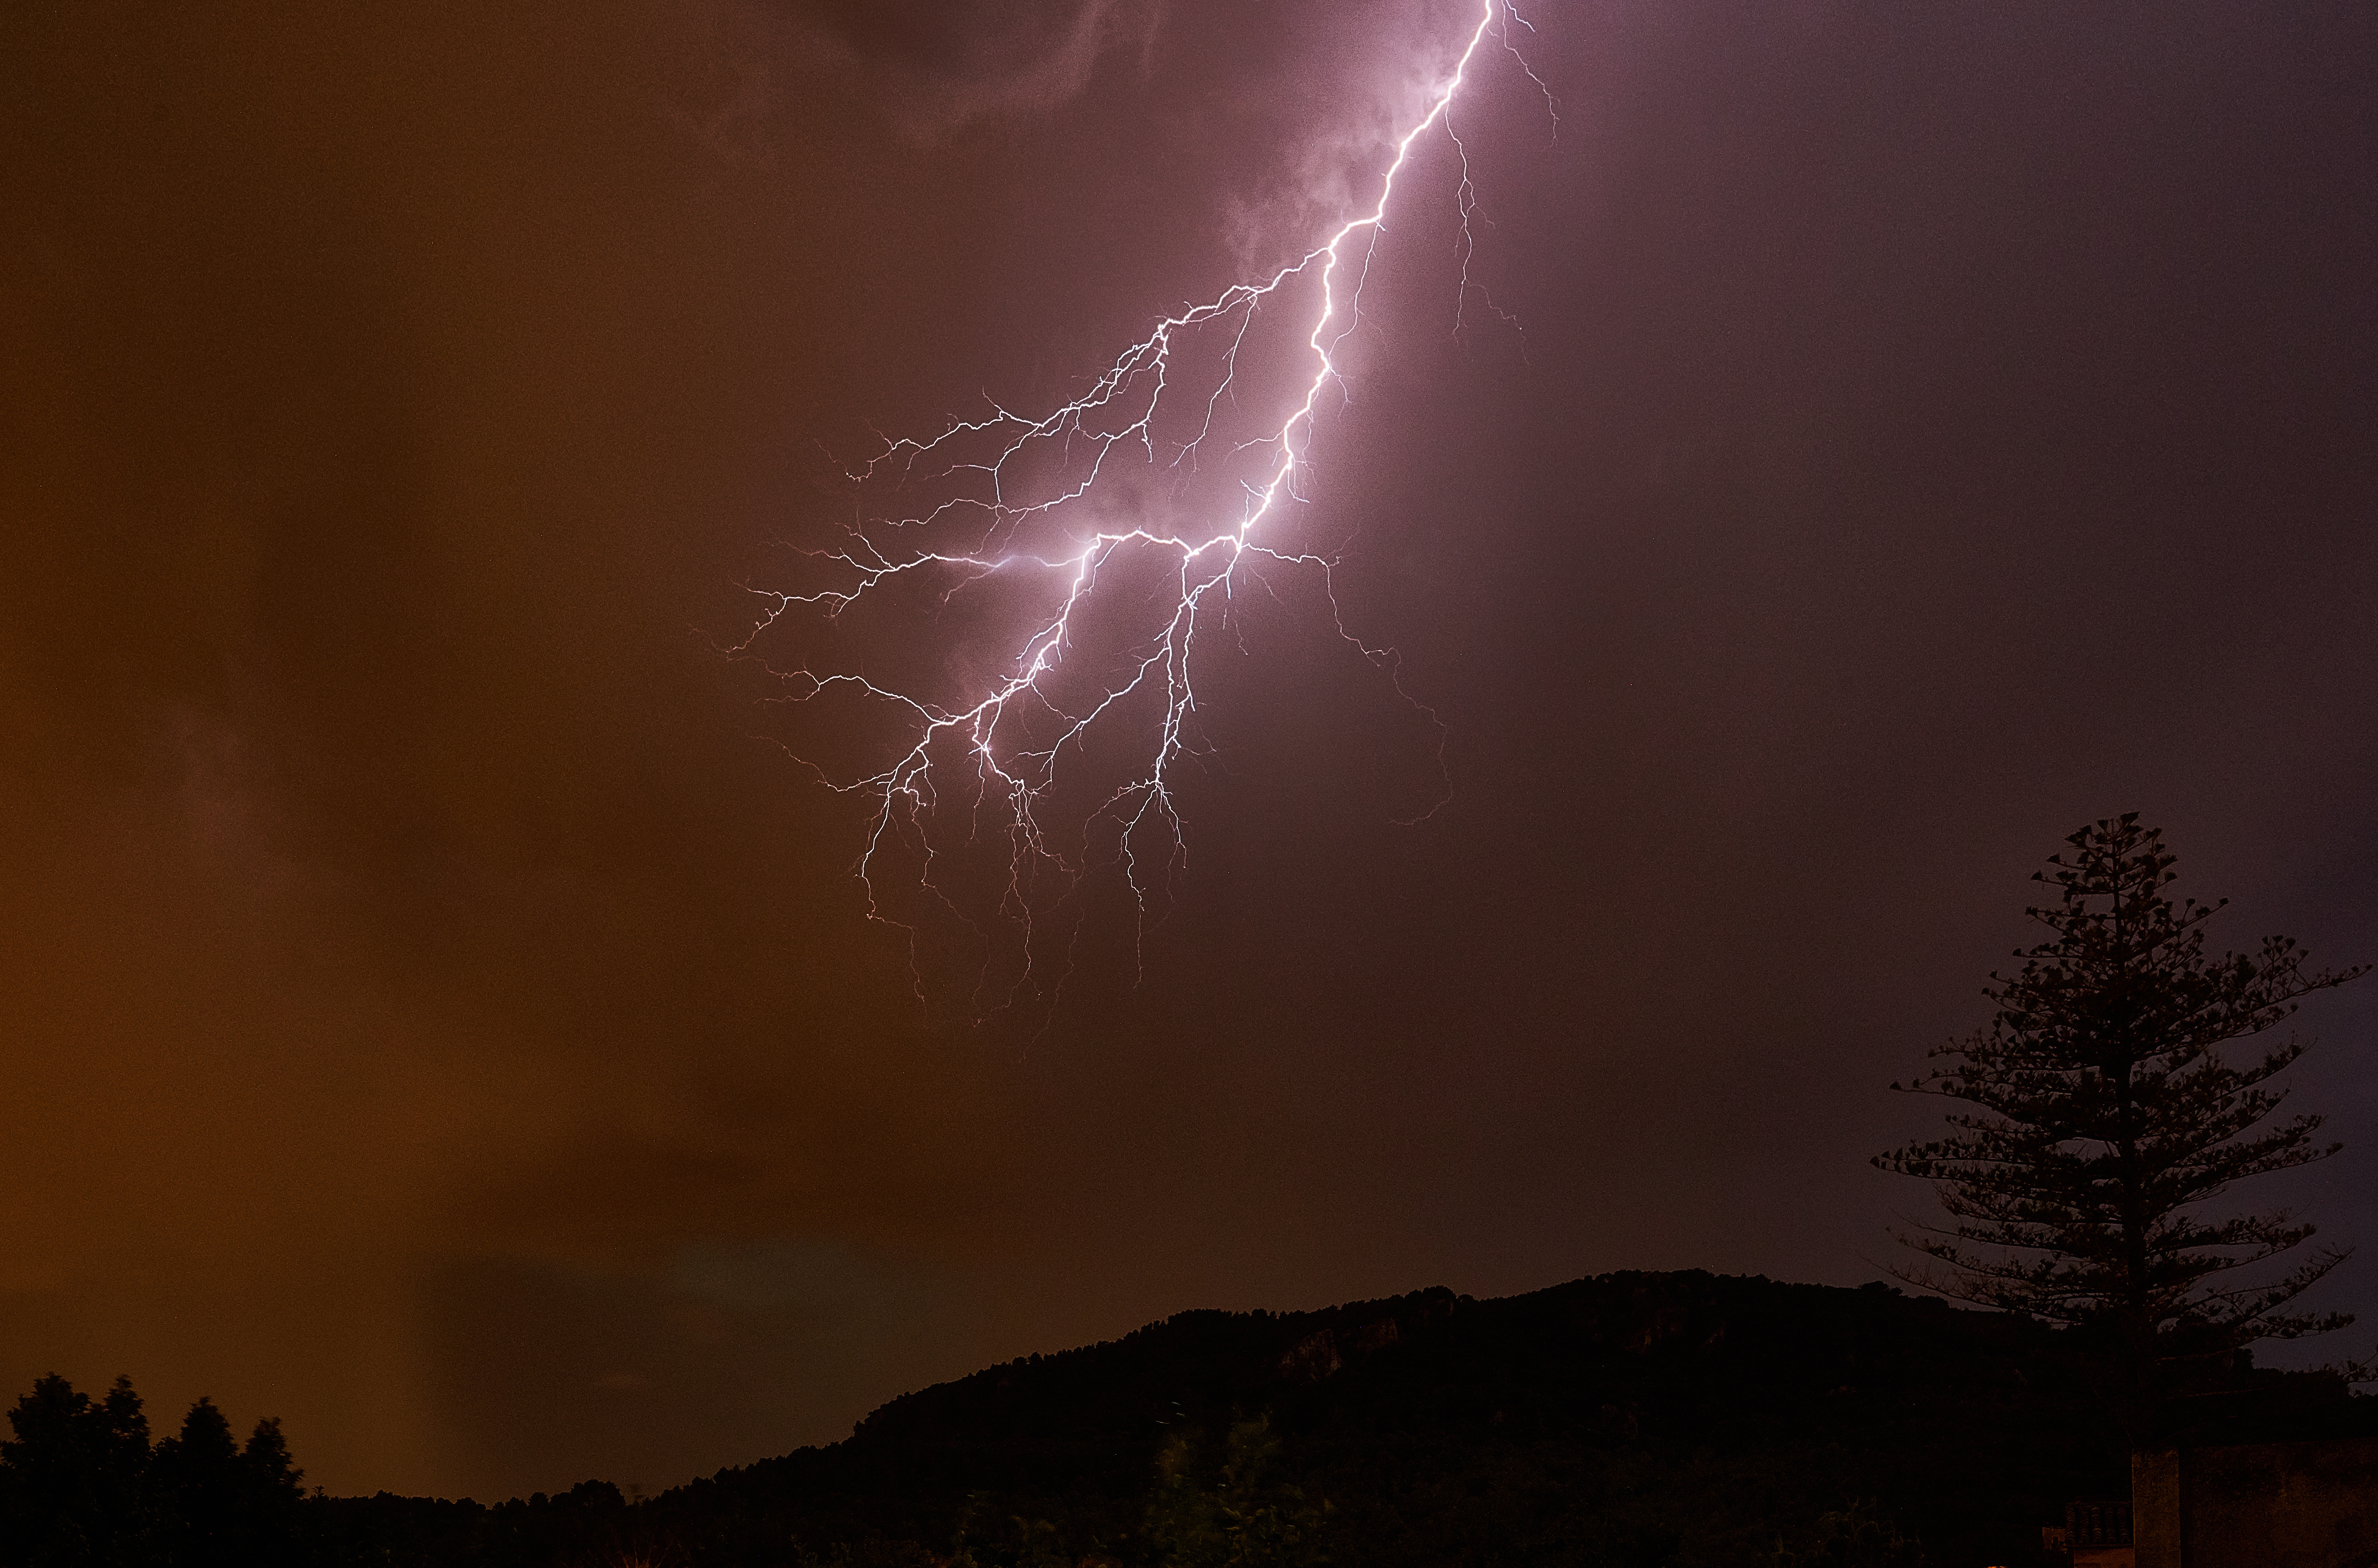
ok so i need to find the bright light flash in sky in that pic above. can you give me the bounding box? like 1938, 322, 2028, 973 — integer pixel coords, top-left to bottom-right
740, 0, 1550, 1019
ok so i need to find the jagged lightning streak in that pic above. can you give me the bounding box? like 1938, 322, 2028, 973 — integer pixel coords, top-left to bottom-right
739, 0, 1548, 1018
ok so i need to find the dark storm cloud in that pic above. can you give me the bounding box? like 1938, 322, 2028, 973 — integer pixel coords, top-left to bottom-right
769, 0, 1162, 137
794, 0, 1136, 75
5, 0, 2374, 1504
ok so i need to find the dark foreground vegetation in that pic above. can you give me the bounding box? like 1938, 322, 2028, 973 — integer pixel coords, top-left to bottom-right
11, 1269, 2371, 1568
0, 1376, 305, 1565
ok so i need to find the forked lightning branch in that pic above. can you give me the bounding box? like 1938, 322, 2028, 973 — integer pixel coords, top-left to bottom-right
738, 1, 1550, 1016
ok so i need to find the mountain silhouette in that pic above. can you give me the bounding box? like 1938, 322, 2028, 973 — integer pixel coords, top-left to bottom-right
320, 1269, 2371, 1566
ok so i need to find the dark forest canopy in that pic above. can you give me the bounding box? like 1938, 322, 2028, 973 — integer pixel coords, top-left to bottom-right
0, 1376, 305, 1567
12, 1272, 2370, 1568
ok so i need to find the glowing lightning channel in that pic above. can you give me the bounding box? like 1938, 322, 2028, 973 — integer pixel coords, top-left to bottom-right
739, 0, 1548, 1019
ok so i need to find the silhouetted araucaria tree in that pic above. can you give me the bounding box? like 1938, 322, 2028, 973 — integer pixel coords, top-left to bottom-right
1876, 814, 2366, 1390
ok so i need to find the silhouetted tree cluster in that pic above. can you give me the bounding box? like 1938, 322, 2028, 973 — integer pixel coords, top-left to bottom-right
312, 1478, 644, 1568
0, 1375, 306, 1568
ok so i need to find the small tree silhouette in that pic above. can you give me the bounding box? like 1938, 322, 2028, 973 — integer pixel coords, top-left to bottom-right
1146, 1416, 1325, 1568
1766, 1501, 1924, 1568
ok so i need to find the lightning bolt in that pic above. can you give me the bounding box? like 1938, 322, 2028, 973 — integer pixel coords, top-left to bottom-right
739, 0, 1550, 1021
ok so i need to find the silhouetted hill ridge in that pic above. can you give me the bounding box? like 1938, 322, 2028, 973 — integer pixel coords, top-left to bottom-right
322, 1268, 2370, 1567
633, 1270, 2116, 1564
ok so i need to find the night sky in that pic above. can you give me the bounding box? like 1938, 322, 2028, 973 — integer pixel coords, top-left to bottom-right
6, 0, 2375, 1504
